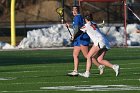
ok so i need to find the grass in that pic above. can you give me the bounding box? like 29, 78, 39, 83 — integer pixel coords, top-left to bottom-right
0, 48, 140, 93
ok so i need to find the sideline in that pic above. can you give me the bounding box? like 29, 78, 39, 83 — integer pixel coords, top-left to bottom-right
0, 46, 140, 51
0, 47, 73, 51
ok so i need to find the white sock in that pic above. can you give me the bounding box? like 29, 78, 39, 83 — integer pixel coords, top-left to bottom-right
73, 70, 77, 72
112, 65, 116, 69
85, 71, 90, 73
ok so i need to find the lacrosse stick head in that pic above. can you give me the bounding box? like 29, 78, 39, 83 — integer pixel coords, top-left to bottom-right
56, 7, 64, 17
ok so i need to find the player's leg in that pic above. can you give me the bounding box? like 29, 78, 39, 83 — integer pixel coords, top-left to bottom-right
92, 56, 105, 75
80, 45, 88, 58
67, 46, 81, 76
97, 50, 113, 68
73, 46, 81, 72
79, 45, 99, 77
92, 57, 100, 67
86, 46, 99, 72
97, 49, 120, 76
81, 45, 105, 75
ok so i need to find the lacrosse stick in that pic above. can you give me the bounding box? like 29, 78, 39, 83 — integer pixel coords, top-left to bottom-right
127, 6, 140, 21
56, 7, 73, 39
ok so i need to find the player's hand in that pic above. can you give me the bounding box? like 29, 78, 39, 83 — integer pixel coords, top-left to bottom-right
65, 23, 70, 28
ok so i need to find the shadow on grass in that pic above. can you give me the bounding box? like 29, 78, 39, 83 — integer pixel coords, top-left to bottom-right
0, 48, 140, 66
0, 56, 86, 66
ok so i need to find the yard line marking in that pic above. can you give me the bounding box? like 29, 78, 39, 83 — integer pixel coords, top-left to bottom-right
1, 69, 71, 73
108, 79, 140, 81
1, 62, 139, 69
120, 67, 134, 69
2, 70, 42, 74
1, 90, 48, 93
118, 63, 140, 65
120, 67, 140, 69
0, 77, 16, 81
122, 79, 140, 81
2, 78, 139, 86
0, 47, 73, 52
2, 81, 89, 85
40, 85, 140, 91
1, 66, 139, 74
133, 73, 140, 75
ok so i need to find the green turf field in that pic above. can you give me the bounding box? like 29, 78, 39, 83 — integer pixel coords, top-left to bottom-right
0, 48, 140, 93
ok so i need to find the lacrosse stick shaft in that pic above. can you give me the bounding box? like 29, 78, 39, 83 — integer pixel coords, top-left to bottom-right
127, 6, 140, 21
65, 25, 73, 37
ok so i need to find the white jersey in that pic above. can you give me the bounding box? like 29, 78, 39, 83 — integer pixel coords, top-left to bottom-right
80, 22, 110, 49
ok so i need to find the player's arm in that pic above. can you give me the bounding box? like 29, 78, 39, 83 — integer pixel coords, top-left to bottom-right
80, 25, 87, 32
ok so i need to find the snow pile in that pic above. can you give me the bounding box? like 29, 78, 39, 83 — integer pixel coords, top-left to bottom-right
0, 41, 15, 49
0, 24, 140, 49
100, 24, 140, 46
17, 24, 73, 48
100, 26, 124, 46
126, 24, 140, 46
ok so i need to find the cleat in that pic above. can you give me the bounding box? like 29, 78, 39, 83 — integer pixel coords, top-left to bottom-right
79, 72, 90, 78
67, 71, 78, 76
113, 65, 120, 76
98, 65, 105, 75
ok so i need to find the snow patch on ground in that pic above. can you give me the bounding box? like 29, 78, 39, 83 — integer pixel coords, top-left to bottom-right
0, 24, 140, 49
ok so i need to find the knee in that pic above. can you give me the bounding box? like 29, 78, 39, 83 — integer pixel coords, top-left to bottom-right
97, 57, 103, 63
73, 53, 79, 58
87, 55, 92, 60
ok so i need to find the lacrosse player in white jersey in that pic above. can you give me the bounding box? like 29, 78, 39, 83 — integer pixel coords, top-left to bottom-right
79, 14, 120, 78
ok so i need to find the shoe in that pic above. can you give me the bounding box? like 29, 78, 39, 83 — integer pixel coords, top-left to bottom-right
113, 64, 120, 76
79, 72, 90, 78
67, 71, 78, 76
98, 65, 105, 75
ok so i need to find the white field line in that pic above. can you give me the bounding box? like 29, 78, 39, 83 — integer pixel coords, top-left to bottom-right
1, 65, 68, 69
1, 66, 140, 74
0, 77, 16, 80
1, 69, 73, 74
1, 70, 44, 74
14, 62, 140, 68
1, 90, 48, 93
0, 62, 139, 73
1, 77, 139, 85
1, 85, 140, 93
3, 84, 139, 92
123, 79, 140, 81
2, 62, 138, 69
133, 73, 140, 75
0, 81, 89, 85
108, 79, 140, 81
0, 46, 140, 52
118, 63, 140, 65
120, 67, 140, 69
40, 85, 140, 91
1, 62, 139, 70
1, 85, 140, 92
0, 47, 73, 51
